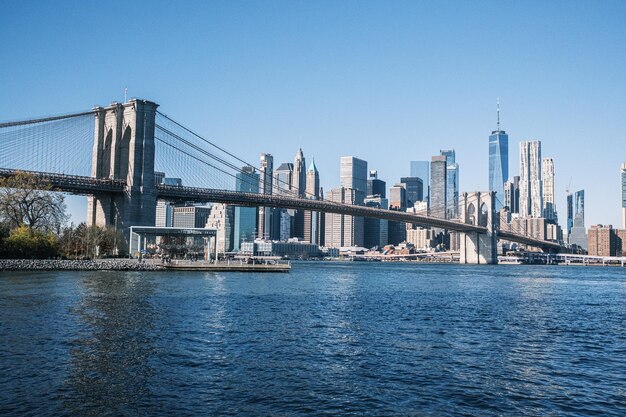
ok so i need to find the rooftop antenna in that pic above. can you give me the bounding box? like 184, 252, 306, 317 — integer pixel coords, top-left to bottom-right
496, 97, 500, 131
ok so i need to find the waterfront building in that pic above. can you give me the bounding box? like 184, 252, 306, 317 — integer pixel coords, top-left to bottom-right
622, 162, 626, 229
405, 227, 435, 250
569, 190, 587, 249
234, 166, 259, 250
257, 153, 273, 240
303, 159, 321, 244
205, 203, 235, 254
155, 200, 174, 227
504, 176, 520, 214
367, 170, 386, 198
400, 176, 424, 206
430, 155, 447, 218
172, 205, 211, 228
240, 239, 320, 258
519, 140, 542, 218
440, 149, 459, 219
340, 156, 368, 193
587, 225, 619, 257
410, 160, 430, 202
363, 195, 389, 248
542, 157, 557, 221
489, 102, 509, 210
291, 149, 306, 238
324, 187, 364, 248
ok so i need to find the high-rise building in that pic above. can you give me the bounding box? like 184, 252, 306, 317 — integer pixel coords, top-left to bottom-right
155, 200, 174, 227
172, 205, 211, 228
367, 170, 386, 198
621, 162, 626, 229
363, 196, 388, 248
587, 225, 619, 257
566, 192, 574, 237
542, 157, 556, 221
340, 156, 368, 194
569, 190, 587, 249
519, 140, 542, 218
400, 177, 424, 206
324, 187, 365, 248
234, 166, 259, 250
388, 184, 407, 245
291, 149, 306, 239
440, 150, 459, 219
489, 102, 509, 210
504, 176, 520, 214
410, 161, 430, 202
430, 155, 447, 218
304, 160, 321, 244
205, 203, 235, 254
257, 153, 273, 240
273, 162, 294, 240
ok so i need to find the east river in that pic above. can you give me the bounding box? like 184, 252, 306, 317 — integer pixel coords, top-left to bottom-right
1, 262, 626, 416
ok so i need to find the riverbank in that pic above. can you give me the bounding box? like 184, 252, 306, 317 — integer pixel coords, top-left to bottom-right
0, 259, 163, 271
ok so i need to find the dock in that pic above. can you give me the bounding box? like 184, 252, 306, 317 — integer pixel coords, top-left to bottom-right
162, 259, 291, 272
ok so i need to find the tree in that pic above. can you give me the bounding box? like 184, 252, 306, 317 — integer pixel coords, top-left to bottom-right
0, 171, 68, 234
0, 225, 58, 259
58, 223, 127, 259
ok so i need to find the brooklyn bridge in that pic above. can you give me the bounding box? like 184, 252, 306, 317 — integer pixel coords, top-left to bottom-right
0, 99, 563, 263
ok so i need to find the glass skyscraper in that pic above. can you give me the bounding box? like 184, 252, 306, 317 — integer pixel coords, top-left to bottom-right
621, 162, 626, 229
569, 190, 587, 249
488, 104, 509, 210
410, 161, 430, 202
234, 166, 259, 250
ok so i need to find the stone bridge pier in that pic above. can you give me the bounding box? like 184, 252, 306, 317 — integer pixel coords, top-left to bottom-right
459, 191, 498, 264
87, 99, 159, 241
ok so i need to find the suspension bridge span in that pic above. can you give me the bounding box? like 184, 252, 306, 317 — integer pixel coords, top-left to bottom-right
0, 98, 563, 263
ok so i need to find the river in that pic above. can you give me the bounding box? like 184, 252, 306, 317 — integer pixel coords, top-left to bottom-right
1, 262, 626, 416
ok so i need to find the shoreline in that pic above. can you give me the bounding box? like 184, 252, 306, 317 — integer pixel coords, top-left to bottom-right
0, 259, 163, 271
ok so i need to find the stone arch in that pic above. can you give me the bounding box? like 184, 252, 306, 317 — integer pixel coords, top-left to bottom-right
101, 129, 112, 178
116, 125, 131, 180
478, 202, 489, 227
467, 202, 476, 225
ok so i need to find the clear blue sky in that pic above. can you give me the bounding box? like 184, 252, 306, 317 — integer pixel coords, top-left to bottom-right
1, 0, 625, 227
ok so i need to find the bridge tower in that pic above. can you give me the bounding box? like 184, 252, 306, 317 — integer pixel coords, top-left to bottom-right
459, 191, 498, 264
87, 99, 159, 241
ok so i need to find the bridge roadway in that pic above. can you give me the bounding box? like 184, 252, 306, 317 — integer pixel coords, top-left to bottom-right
0, 168, 562, 251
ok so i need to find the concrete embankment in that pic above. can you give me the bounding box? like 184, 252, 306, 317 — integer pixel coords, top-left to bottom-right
0, 259, 163, 271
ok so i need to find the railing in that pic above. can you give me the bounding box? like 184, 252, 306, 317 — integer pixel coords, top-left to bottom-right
0, 168, 126, 194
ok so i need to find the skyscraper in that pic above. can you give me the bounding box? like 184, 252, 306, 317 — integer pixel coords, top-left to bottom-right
324, 187, 365, 248
304, 160, 320, 244
542, 157, 556, 221
388, 184, 407, 244
400, 177, 424, 207
234, 166, 259, 250
489, 101, 509, 210
410, 161, 430, 202
340, 156, 368, 193
291, 149, 306, 239
569, 190, 587, 249
257, 153, 273, 240
364, 195, 388, 248
440, 149, 459, 219
503, 176, 520, 214
622, 162, 626, 229
430, 155, 447, 218
566, 192, 574, 236
273, 163, 294, 240
519, 140, 542, 218
367, 170, 386, 198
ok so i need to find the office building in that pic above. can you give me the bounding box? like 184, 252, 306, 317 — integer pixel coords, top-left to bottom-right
400, 177, 424, 206
257, 153, 273, 240
569, 190, 587, 249
273, 162, 294, 240
440, 149, 459, 219
304, 160, 321, 244
234, 166, 259, 250
291, 149, 306, 238
542, 157, 556, 221
364, 196, 388, 248
489, 102, 509, 210
410, 161, 430, 202
430, 155, 447, 218
567, 192, 574, 236
519, 140, 542, 218
155, 200, 174, 227
324, 187, 365, 248
622, 162, 626, 229
388, 184, 407, 245
172, 205, 211, 228
205, 203, 235, 254
367, 170, 386, 198
340, 156, 368, 193
504, 176, 520, 214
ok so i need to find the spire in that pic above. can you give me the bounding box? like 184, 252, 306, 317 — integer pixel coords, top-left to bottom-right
496, 97, 500, 131
308, 158, 318, 172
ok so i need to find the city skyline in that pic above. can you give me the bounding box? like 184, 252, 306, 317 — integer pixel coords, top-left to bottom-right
1, 1, 625, 227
